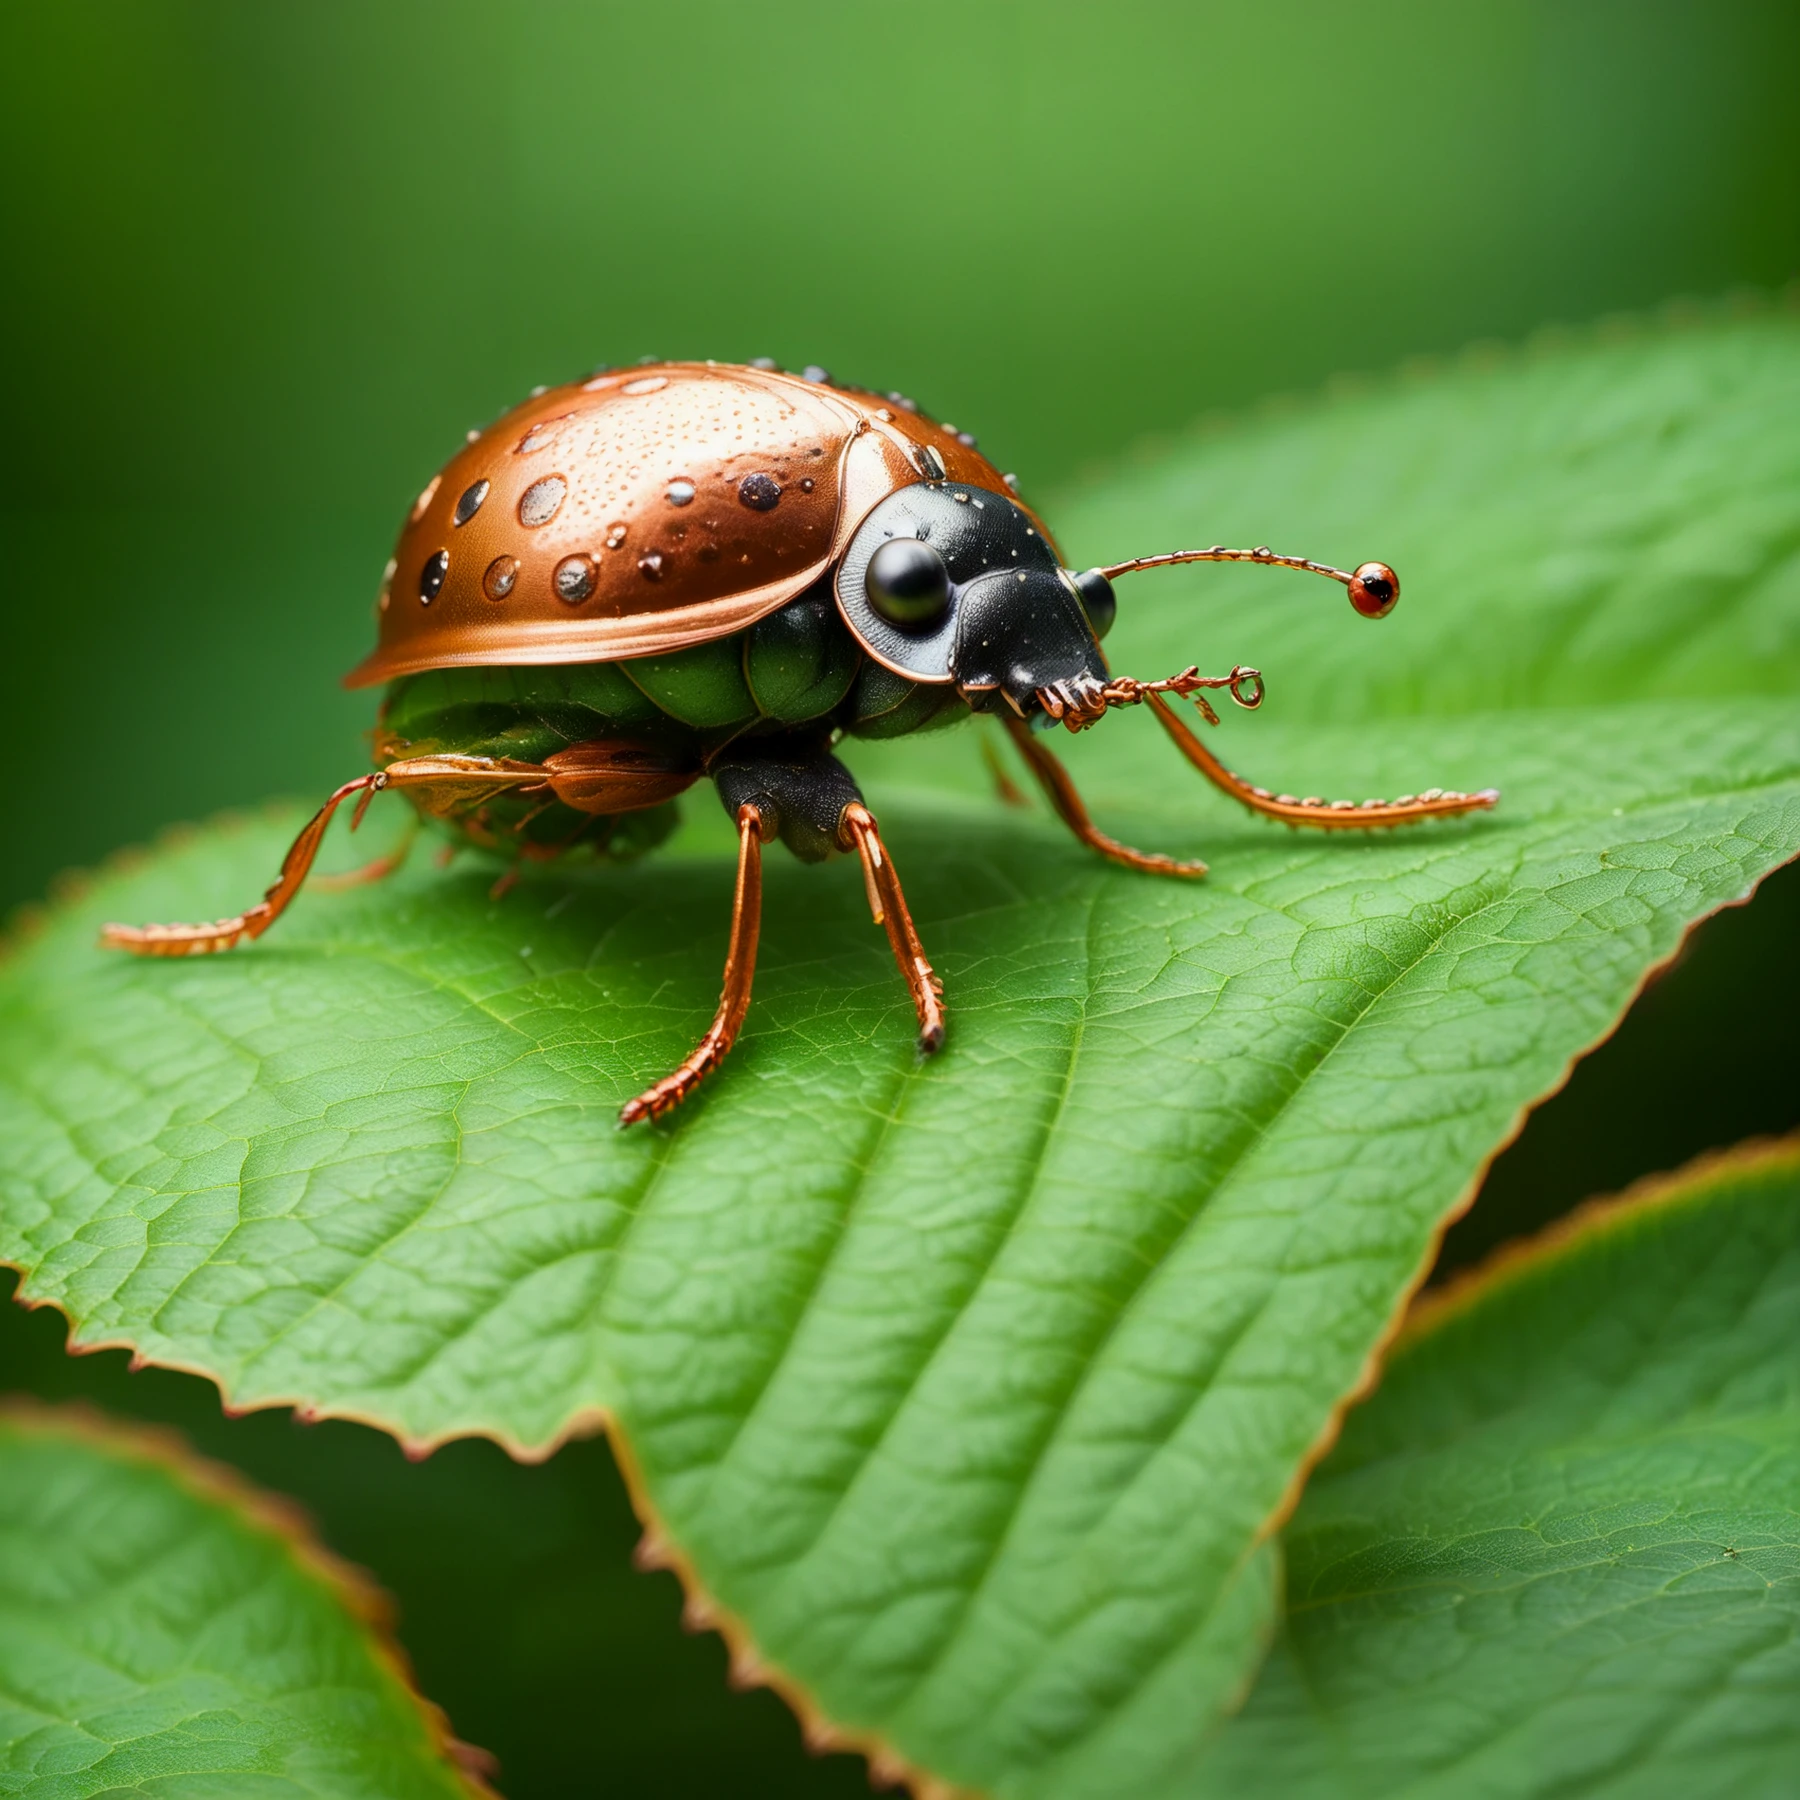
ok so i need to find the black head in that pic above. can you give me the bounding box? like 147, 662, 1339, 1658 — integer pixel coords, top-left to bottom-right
834, 483, 1117, 718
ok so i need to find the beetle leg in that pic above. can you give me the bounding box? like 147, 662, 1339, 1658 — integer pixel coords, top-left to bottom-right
619, 804, 767, 1127
979, 731, 1031, 808
100, 756, 555, 955
1139, 692, 1499, 828
308, 816, 420, 892
1000, 712, 1209, 878
840, 803, 946, 1053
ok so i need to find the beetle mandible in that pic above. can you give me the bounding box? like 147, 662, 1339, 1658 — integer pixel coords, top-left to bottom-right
106, 360, 1497, 1124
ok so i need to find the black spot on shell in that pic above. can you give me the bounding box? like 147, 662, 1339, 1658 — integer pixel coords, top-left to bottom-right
419, 550, 448, 603
738, 473, 782, 511
638, 552, 665, 580
453, 479, 489, 526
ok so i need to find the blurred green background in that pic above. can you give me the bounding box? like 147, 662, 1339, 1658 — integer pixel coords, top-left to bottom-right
3, 2, 1797, 1794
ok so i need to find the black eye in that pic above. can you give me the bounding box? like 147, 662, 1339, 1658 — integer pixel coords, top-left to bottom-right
866, 537, 952, 627
1071, 567, 1116, 639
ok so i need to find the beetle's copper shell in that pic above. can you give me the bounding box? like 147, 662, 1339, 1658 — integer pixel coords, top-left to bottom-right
346, 362, 1026, 688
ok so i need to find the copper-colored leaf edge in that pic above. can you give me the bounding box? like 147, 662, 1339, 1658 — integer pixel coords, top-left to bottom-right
0, 1395, 502, 1797
4, 831, 1794, 1800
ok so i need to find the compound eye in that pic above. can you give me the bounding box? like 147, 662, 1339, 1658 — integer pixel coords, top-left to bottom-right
1070, 567, 1117, 639
1348, 561, 1399, 620
866, 537, 952, 628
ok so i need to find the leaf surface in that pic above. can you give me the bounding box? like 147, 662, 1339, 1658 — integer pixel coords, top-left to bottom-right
3, 314, 1798, 1796
0, 1404, 487, 1799
1195, 1137, 1800, 1800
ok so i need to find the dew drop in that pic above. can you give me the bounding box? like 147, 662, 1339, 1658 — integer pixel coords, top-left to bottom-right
886, 391, 918, 412
582, 372, 619, 392
957, 431, 978, 448
622, 375, 668, 395
516, 415, 570, 454
666, 479, 696, 506
519, 476, 567, 527
554, 554, 597, 602
874, 408, 894, 422
801, 364, 831, 384
483, 555, 519, 600
800, 477, 815, 492
1002, 473, 1020, 492
738, 472, 781, 511
749, 356, 778, 370
605, 523, 628, 550
638, 551, 665, 580
419, 550, 449, 603
410, 474, 441, 522
453, 478, 490, 526
466, 427, 482, 443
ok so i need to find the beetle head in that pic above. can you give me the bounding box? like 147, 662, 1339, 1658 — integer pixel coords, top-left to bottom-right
835, 483, 1116, 720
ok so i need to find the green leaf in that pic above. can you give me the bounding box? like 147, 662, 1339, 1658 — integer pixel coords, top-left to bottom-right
1195, 1136, 1800, 1799
0, 1402, 489, 1799
3, 312, 1798, 1796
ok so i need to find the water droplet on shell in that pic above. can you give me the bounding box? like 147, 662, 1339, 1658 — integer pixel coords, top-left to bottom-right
519, 476, 567, 527
453, 479, 489, 526
666, 479, 696, 506
483, 555, 519, 600
554, 554, 597, 602
419, 550, 449, 603
738, 472, 781, 511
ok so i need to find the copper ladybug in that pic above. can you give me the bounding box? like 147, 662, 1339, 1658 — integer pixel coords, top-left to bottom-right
106, 361, 1496, 1123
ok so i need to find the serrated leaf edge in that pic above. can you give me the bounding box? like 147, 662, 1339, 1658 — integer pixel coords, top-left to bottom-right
1237, 856, 1799, 1563
0, 1395, 501, 1797
6, 808, 1796, 1800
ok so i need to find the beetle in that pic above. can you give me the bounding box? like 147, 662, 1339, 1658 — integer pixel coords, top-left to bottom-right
106, 360, 1497, 1124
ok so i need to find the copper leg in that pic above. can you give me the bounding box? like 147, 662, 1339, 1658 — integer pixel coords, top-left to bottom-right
1141, 692, 1500, 828
101, 775, 383, 955
840, 802, 946, 1053
308, 817, 420, 892
619, 804, 767, 1126
979, 732, 1030, 809
1000, 712, 1209, 879
100, 753, 561, 955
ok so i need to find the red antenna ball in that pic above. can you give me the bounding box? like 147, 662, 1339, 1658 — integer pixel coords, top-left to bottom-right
1347, 561, 1399, 619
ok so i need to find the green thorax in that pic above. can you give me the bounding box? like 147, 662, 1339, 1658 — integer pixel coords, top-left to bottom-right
378, 591, 963, 765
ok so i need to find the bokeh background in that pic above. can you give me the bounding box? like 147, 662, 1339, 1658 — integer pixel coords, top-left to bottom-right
3, 3, 1798, 1794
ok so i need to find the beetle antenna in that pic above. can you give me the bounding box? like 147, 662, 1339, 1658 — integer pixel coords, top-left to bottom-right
1095, 546, 1399, 621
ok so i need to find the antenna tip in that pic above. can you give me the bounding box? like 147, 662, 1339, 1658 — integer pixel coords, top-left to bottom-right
1348, 562, 1399, 619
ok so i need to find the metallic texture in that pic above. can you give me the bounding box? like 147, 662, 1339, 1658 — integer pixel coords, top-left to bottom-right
1139, 692, 1501, 827
1000, 712, 1209, 879
347, 363, 1017, 688
840, 803, 945, 1052
618, 803, 767, 1127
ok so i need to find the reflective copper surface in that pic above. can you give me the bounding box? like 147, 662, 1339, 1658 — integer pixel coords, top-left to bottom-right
346, 362, 1023, 688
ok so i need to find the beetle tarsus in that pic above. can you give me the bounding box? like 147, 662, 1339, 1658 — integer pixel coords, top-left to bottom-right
1001, 713, 1209, 878
1140, 692, 1499, 828
840, 803, 946, 1054
101, 775, 382, 956
619, 804, 767, 1127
